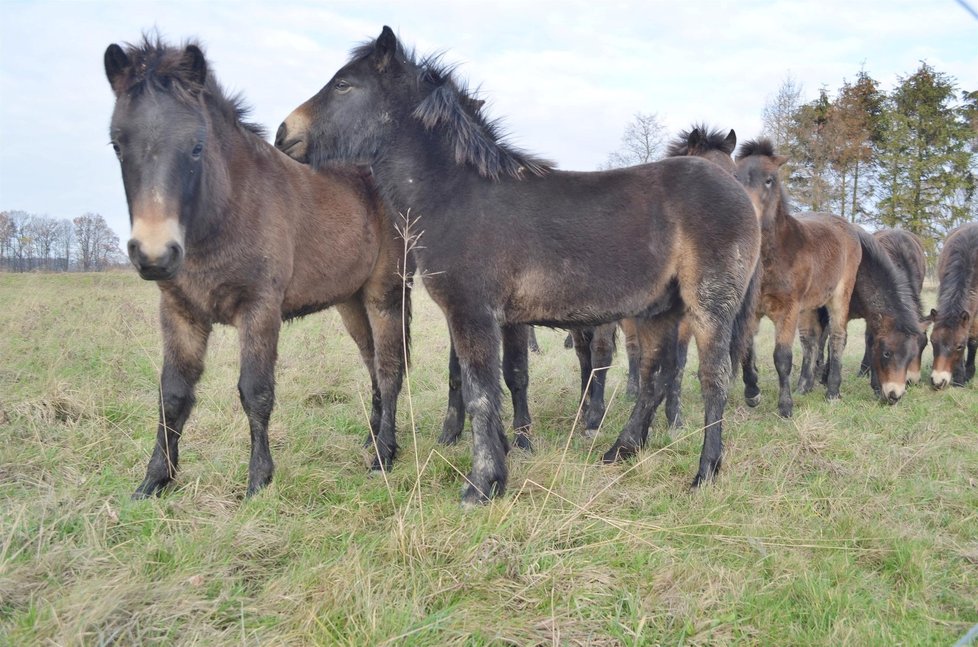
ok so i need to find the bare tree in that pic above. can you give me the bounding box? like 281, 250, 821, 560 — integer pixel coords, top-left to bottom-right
55, 220, 74, 271
26, 216, 60, 271
601, 112, 668, 169
0, 211, 14, 270
762, 74, 804, 153
73, 212, 120, 271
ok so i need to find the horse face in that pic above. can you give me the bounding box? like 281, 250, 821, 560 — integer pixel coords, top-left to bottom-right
930, 311, 970, 388
276, 26, 403, 168
733, 154, 786, 223
106, 44, 208, 281
870, 325, 918, 403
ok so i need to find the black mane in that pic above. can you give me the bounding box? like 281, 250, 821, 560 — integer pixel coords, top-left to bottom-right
667, 124, 735, 158
935, 225, 978, 327
854, 229, 922, 334
118, 34, 266, 138
736, 138, 777, 161
352, 36, 553, 180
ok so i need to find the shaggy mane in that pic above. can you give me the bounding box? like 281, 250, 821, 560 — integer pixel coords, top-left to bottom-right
351, 36, 553, 180
667, 124, 735, 158
115, 34, 266, 138
935, 225, 978, 326
737, 138, 778, 161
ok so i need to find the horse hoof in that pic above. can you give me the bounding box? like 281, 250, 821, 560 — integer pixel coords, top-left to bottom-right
437, 432, 461, 446
777, 406, 793, 418
581, 427, 599, 440
461, 479, 503, 506
601, 444, 636, 464
514, 433, 534, 452
744, 394, 761, 408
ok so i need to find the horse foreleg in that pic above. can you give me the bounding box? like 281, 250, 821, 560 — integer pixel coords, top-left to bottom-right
526, 325, 540, 353
570, 327, 594, 431
961, 337, 978, 384
772, 309, 800, 418
796, 309, 821, 394
502, 324, 533, 451
824, 302, 851, 402
742, 336, 761, 407
336, 301, 381, 446
237, 310, 281, 497
438, 340, 466, 445
453, 316, 508, 506
665, 318, 692, 429
134, 300, 210, 499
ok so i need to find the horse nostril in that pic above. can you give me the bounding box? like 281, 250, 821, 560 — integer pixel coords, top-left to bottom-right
127, 239, 140, 259
275, 122, 287, 148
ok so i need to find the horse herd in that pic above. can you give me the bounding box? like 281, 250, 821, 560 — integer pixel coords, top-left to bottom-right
104, 29, 978, 506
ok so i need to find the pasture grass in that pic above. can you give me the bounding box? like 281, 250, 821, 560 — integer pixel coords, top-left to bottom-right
1, 271, 976, 645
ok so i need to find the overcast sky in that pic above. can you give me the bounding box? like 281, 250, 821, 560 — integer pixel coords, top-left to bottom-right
1, 1, 976, 245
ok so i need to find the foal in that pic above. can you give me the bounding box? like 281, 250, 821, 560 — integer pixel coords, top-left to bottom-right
105, 37, 408, 497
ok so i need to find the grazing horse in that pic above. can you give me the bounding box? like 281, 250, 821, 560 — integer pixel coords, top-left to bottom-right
803, 227, 925, 403
276, 27, 760, 503
930, 222, 978, 388
734, 139, 862, 417
105, 37, 409, 497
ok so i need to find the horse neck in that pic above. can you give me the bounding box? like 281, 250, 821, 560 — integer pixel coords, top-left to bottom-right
369, 121, 485, 224
761, 193, 802, 257
854, 245, 919, 332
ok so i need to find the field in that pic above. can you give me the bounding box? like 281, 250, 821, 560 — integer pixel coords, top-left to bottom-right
1, 271, 976, 645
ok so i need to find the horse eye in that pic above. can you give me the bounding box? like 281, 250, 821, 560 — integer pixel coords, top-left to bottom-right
111, 142, 122, 159
191, 142, 204, 159
883, 351, 892, 359
335, 80, 351, 93
764, 177, 774, 188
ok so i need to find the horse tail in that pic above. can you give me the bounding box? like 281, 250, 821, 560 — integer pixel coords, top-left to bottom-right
729, 260, 762, 368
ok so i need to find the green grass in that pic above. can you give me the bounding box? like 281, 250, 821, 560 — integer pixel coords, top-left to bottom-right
1, 271, 976, 645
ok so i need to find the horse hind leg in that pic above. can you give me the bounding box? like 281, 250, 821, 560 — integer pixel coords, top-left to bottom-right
583, 322, 616, 437
336, 301, 381, 447
602, 307, 682, 464
665, 318, 692, 429
502, 324, 533, 451
134, 305, 210, 499
360, 280, 410, 473
687, 295, 739, 487
619, 318, 641, 398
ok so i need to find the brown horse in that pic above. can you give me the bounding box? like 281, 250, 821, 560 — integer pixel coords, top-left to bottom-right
930, 222, 978, 388
105, 36, 409, 497
276, 27, 760, 503
734, 139, 862, 417
803, 226, 926, 403
865, 229, 929, 384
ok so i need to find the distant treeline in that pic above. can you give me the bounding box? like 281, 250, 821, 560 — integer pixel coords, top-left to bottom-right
0, 211, 127, 273
760, 62, 977, 261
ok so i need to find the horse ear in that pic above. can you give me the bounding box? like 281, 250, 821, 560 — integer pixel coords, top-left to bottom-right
960, 311, 970, 326
181, 45, 208, 91
929, 308, 938, 322
725, 129, 737, 150
773, 155, 789, 167
104, 44, 130, 95
687, 128, 702, 149
375, 26, 398, 72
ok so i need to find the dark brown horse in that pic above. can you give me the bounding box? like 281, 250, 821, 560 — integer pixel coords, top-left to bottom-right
803, 226, 926, 403
276, 27, 760, 504
662, 125, 744, 427
930, 222, 978, 388
734, 139, 862, 417
105, 37, 409, 497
